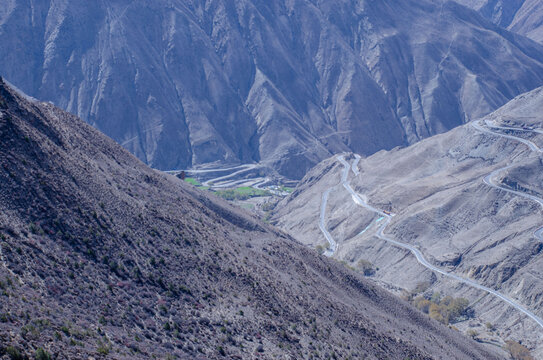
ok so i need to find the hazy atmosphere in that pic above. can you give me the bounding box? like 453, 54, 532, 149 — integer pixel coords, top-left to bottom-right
1, 1, 543, 359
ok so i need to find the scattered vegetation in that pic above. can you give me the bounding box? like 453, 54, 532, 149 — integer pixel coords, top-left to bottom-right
315, 243, 329, 255
356, 259, 376, 276
35, 348, 52, 360
5, 346, 24, 360
505, 340, 534, 360
183, 177, 209, 190
97, 339, 112, 355
184, 177, 201, 186
410, 291, 471, 325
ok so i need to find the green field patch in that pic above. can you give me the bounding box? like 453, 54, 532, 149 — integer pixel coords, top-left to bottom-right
184, 177, 201, 186
214, 186, 271, 200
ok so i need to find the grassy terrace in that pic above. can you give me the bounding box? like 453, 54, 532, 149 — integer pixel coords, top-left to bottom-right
184, 177, 209, 190
213, 186, 271, 200
183, 179, 272, 200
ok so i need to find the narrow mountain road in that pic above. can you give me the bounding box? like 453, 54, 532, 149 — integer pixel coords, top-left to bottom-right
320, 188, 338, 257
471, 120, 543, 153
200, 165, 260, 187
483, 120, 543, 136
164, 164, 260, 188
318, 156, 352, 256
323, 154, 543, 330
164, 164, 255, 175
472, 119, 543, 241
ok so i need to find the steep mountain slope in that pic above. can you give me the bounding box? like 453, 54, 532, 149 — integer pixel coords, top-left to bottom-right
0, 80, 502, 359
1, 0, 543, 179
273, 86, 543, 355
455, 0, 543, 43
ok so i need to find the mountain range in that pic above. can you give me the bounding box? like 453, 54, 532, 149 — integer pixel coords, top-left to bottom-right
2, 0, 543, 178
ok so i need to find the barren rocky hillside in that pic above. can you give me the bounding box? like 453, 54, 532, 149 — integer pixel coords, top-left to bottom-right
2, 0, 543, 178
455, 0, 543, 43
273, 86, 543, 357
0, 80, 503, 359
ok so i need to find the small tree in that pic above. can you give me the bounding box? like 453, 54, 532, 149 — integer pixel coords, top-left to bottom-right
505, 340, 534, 360
357, 259, 375, 276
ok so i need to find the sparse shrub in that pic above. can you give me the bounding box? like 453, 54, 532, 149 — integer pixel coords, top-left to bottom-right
29, 223, 40, 234
505, 340, 534, 360
61, 325, 70, 336
159, 305, 168, 315
34, 348, 51, 360
430, 292, 441, 303
357, 259, 375, 276
179, 284, 192, 295
5, 346, 24, 360
0, 313, 9, 322
315, 244, 328, 255
97, 340, 111, 355
412, 294, 470, 325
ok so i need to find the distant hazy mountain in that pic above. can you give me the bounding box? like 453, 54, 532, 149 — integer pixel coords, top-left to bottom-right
455, 0, 543, 43
1, 0, 543, 179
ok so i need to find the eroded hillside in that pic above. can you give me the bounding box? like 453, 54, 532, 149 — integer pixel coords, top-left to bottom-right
2, 0, 543, 178
273, 86, 543, 357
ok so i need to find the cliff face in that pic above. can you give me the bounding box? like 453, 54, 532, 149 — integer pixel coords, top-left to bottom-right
1, 0, 543, 178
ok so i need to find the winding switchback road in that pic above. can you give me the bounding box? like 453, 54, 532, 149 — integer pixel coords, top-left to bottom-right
164, 164, 253, 175
329, 153, 543, 330
318, 156, 352, 256
164, 164, 261, 188
201, 164, 260, 187
472, 119, 543, 241
471, 120, 543, 153
319, 188, 338, 257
